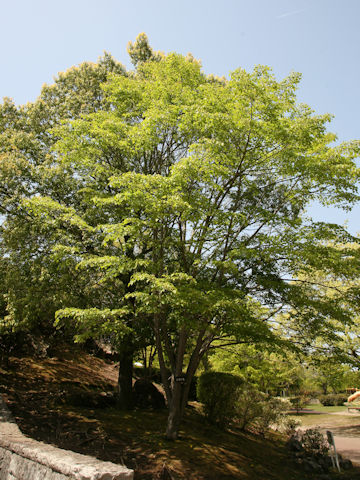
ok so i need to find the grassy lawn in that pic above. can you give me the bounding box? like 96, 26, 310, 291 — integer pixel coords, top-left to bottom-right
293, 413, 357, 428
306, 404, 348, 413
289, 404, 360, 429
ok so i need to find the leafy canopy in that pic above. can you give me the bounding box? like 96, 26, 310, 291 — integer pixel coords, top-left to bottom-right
31, 52, 360, 348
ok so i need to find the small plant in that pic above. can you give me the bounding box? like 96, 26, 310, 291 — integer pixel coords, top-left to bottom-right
198, 372, 299, 435
301, 428, 329, 457
234, 389, 291, 434
234, 387, 266, 431
281, 417, 302, 436
290, 395, 309, 413
253, 397, 290, 434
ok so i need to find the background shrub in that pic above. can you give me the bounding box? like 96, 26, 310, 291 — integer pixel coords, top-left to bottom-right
234, 387, 266, 431
319, 393, 347, 406
197, 371, 290, 433
334, 393, 348, 406
254, 396, 290, 434
235, 388, 290, 433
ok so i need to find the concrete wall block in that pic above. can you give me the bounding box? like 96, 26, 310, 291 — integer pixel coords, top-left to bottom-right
9, 453, 47, 480
8, 453, 69, 480
0, 448, 12, 480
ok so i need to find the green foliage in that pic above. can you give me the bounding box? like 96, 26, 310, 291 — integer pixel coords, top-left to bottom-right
197, 371, 243, 427
290, 395, 310, 413
127, 32, 162, 67
197, 371, 289, 433
55, 307, 133, 345
235, 389, 289, 433
0, 51, 127, 339
209, 344, 305, 395
278, 242, 360, 367
310, 358, 356, 394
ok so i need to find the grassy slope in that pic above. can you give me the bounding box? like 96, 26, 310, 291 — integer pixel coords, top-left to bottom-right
0, 347, 357, 480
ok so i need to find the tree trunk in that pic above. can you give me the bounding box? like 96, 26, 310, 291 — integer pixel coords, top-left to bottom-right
165, 342, 206, 439
117, 343, 134, 409
166, 381, 183, 440
166, 404, 182, 440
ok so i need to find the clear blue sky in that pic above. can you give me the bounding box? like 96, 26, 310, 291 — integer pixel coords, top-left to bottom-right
1, 0, 359, 233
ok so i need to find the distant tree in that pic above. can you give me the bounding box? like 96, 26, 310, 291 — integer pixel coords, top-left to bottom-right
279, 243, 360, 367
0, 43, 161, 407
309, 358, 353, 394
209, 344, 305, 395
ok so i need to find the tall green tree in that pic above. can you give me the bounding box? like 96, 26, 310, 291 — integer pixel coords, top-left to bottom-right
0, 53, 126, 339
26, 38, 360, 439
0, 43, 159, 407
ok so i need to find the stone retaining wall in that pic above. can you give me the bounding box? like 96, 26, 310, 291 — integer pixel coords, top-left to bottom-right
0, 396, 133, 480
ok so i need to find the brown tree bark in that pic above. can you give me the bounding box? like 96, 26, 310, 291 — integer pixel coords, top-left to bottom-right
117, 338, 134, 409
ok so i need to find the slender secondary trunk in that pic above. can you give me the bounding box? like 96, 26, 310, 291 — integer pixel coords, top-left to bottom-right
117, 341, 134, 409
201, 353, 211, 372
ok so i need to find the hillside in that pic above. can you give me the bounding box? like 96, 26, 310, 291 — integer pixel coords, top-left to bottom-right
0, 345, 358, 480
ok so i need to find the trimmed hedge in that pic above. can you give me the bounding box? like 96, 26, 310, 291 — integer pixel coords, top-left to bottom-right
319, 393, 348, 406
197, 371, 243, 427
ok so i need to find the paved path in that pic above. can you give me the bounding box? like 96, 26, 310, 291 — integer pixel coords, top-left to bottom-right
331, 435, 360, 464
325, 419, 360, 465
300, 410, 360, 465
